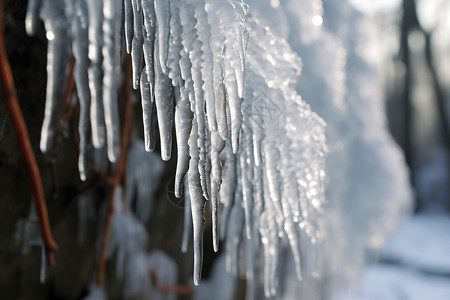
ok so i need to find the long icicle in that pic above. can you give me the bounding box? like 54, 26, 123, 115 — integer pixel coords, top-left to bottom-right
181, 177, 192, 253
154, 0, 170, 74
139, 70, 157, 151
154, 31, 174, 161
102, 0, 123, 162
72, 0, 91, 181
188, 116, 207, 286
131, 0, 143, 89
39, 0, 71, 153
174, 85, 193, 197
87, 0, 106, 149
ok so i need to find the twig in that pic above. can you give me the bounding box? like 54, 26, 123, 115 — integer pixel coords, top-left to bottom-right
0, 0, 58, 265
96, 59, 134, 287
60, 56, 76, 124
148, 269, 195, 296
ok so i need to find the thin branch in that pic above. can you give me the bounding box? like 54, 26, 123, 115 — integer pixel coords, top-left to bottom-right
96, 59, 134, 287
0, 0, 58, 265
59, 56, 76, 124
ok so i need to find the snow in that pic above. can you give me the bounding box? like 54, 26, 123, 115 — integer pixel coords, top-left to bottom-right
339, 265, 450, 300
381, 214, 450, 275
339, 214, 450, 300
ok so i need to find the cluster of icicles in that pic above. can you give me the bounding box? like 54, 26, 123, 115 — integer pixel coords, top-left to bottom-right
26, 0, 327, 294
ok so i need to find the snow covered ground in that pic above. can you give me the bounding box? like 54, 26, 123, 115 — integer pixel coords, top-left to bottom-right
339, 213, 450, 300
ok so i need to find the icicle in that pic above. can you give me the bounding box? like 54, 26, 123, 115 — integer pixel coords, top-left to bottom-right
210, 130, 225, 252
284, 218, 302, 280
154, 0, 170, 74
223, 62, 242, 154
87, 0, 106, 149
167, 0, 183, 86
124, 0, 133, 54
249, 97, 264, 167
205, 3, 228, 141
102, 0, 123, 162
178, 45, 195, 115
233, 31, 246, 99
131, 0, 143, 89
139, 70, 157, 151
259, 206, 280, 297
225, 182, 244, 276
180, 2, 209, 199
239, 130, 254, 239
142, 0, 156, 100
174, 86, 193, 197
154, 32, 174, 161
263, 142, 285, 231
188, 117, 207, 286
244, 224, 259, 300
39, 0, 72, 153
219, 143, 237, 240
40, 245, 46, 283
72, 0, 91, 181
25, 0, 41, 36
195, 2, 217, 133
279, 141, 303, 280
215, 84, 228, 141
228, 0, 248, 98
181, 178, 191, 253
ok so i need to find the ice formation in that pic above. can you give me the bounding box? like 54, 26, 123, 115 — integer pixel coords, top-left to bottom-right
25, 0, 411, 298
218, 17, 327, 298
240, 0, 412, 299
27, 0, 328, 289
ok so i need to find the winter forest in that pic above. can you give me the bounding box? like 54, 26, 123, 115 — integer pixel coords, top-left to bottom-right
1, 0, 450, 299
